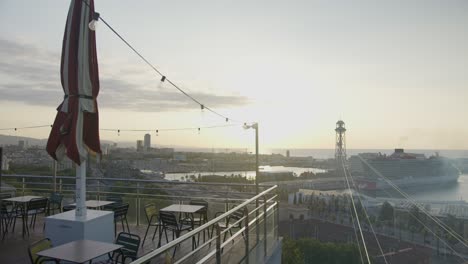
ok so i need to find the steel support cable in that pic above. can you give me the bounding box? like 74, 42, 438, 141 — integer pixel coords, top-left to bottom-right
344, 163, 388, 264
378, 185, 467, 263
348, 193, 366, 264
343, 162, 365, 264
358, 155, 468, 249
341, 156, 372, 263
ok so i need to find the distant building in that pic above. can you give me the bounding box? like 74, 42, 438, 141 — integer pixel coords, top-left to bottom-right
1, 154, 10, 171
50, 158, 74, 171
144, 134, 151, 150
136, 140, 143, 152
18, 140, 27, 150
173, 154, 187, 161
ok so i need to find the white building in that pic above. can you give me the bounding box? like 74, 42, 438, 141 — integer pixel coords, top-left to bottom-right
1, 154, 10, 171
144, 134, 151, 150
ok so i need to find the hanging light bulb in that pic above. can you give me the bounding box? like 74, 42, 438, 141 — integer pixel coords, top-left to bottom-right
198, 128, 201, 134
117, 129, 120, 136
156, 130, 159, 136
88, 12, 100, 31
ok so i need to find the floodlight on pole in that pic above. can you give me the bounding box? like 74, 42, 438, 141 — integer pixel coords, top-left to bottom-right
244, 122, 260, 244
243, 122, 259, 194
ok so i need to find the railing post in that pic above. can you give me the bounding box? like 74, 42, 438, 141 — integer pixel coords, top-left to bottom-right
216, 223, 221, 264
22, 177, 25, 196
244, 207, 250, 264
136, 182, 140, 226
275, 201, 279, 241
256, 198, 259, 245
97, 178, 100, 201
59, 178, 63, 193
263, 195, 267, 257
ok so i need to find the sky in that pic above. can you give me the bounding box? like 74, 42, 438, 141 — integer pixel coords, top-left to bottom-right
0, 0, 468, 151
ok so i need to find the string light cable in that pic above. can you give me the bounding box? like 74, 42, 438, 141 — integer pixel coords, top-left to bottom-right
0, 125, 51, 131
80, 0, 237, 123
0, 123, 241, 134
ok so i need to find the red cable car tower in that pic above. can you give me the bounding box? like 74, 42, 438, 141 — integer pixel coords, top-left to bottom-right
335, 120, 347, 163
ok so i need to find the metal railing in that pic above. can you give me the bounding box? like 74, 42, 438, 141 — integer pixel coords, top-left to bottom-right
1, 174, 280, 263
131, 185, 279, 264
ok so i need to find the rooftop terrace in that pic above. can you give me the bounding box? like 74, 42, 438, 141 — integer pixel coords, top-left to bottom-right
0, 174, 281, 263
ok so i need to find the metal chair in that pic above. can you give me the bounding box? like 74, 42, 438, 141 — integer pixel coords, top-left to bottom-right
27, 198, 49, 230
141, 203, 162, 247
112, 232, 141, 263
184, 199, 209, 243
103, 196, 123, 210
28, 238, 59, 264
0, 194, 13, 239
12, 198, 48, 236
62, 204, 76, 212
46, 193, 63, 216
211, 208, 245, 243
159, 211, 193, 258
113, 203, 130, 235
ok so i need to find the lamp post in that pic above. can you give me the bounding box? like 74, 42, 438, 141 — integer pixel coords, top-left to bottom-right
0, 147, 2, 193
243, 122, 259, 194
244, 122, 260, 245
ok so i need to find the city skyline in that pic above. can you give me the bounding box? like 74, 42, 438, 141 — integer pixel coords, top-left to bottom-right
1, 0, 468, 150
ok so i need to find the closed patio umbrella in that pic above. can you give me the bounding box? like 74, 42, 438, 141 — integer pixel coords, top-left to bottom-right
47, 0, 101, 218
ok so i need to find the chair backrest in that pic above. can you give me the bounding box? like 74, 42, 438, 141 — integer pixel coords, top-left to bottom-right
0, 193, 12, 200
49, 193, 63, 205
28, 198, 48, 211
107, 196, 123, 204
229, 209, 244, 227
144, 203, 158, 223
0, 194, 12, 214
159, 211, 178, 228
103, 196, 124, 210
190, 199, 208, 213
113, 203, 130, 219
28, 238, 53, 264
115, 232, 141, 261
62, 204, 76, 212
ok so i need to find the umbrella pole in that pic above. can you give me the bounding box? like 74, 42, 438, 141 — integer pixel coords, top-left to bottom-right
53, 160, 57, 193
75, 160, 87, 218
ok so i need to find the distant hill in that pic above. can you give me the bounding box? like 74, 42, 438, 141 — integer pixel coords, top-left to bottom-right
0, 134, 246, 153
0, 134, 117, 148
0, 134, 47, 147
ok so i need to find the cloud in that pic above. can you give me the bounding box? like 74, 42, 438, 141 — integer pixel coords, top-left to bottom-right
0, 38, 250, 112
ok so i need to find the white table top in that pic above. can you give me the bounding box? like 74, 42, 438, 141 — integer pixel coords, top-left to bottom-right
3, 195, 44, 203
160, 204, 204, 213
37, 239, 122, 263
70, 200, 115, 208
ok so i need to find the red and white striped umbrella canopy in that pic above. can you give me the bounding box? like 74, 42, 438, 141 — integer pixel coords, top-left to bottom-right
47, 0, 101, 165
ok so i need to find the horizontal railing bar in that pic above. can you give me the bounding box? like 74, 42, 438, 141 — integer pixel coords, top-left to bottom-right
2, 174, 274, 188
174, 236, 218, 264
130, 185, 277, 264
195, 250, 216, 264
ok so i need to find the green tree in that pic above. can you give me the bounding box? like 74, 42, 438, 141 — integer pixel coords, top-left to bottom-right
379, 201, 394, 223
282, 237, 360, 264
